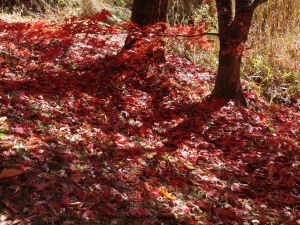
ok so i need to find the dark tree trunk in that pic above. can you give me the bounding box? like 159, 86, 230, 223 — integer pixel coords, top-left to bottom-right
212, 0, 267, 106
131, 0, 168, 27
213, 40, 247, 106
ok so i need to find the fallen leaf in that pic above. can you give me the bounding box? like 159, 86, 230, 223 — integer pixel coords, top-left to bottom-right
0, 142, 14, 150
0, 166, 26, 179
68, 202, 83, 209
126, 208, 152, 217
157, 209, 175, 219
159, 187, 176, 200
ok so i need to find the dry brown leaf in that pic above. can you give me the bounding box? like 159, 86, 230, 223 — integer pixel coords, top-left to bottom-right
157, 209, 175, 219
0, 166, 26, 179
68, 202, 83, 209
0, 142, 14, 150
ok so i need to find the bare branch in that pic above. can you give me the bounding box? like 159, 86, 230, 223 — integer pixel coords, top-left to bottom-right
158, 33, 220, 38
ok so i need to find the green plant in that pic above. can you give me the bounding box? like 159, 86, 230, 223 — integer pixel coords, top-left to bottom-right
243, 0, 300, 104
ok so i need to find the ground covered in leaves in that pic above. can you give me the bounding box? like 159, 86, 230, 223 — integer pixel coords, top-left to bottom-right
0, 14, 299, 225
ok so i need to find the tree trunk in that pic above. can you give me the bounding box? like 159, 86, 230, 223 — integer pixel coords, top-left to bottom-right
212, 0, 267, 106
213, 39, 247, 106
131, 0, 168, 27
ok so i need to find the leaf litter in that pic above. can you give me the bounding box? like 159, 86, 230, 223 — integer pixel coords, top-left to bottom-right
0, 13, 299, 224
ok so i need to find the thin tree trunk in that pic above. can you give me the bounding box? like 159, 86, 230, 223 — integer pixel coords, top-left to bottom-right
131, 0, 168, 27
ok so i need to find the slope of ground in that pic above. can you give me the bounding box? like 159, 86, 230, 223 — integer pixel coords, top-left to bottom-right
0, 15, 299, 225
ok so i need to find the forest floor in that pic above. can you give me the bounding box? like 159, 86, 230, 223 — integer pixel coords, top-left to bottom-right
0, 16, 299, 225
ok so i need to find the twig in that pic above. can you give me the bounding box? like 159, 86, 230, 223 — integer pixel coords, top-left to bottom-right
159, 33, 220, 38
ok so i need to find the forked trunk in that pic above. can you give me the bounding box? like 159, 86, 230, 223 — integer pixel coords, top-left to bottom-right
213, 0, 267, 106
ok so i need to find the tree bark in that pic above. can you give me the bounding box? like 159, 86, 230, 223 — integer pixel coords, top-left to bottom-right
213, 40, 247, 106
212, 0, 267, 106
131, 0, 168, 27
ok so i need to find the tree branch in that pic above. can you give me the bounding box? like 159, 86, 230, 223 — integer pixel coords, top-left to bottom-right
159, 33, 220, 38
